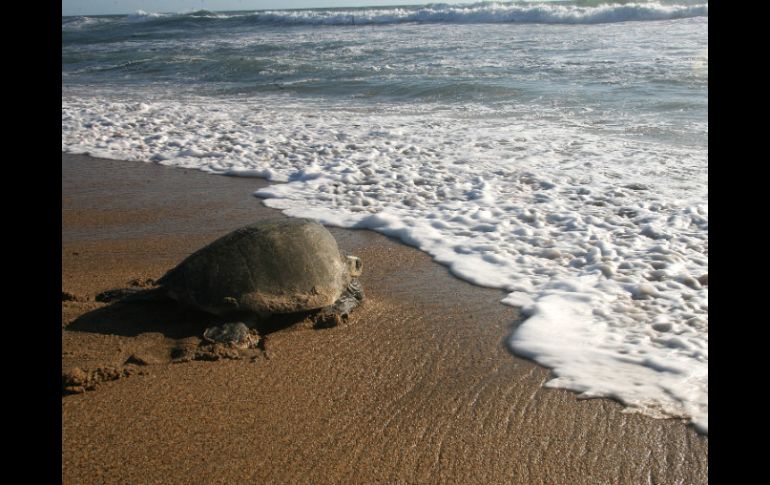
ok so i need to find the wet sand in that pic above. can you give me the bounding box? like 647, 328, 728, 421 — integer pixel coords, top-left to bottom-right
62, 153, 707, 484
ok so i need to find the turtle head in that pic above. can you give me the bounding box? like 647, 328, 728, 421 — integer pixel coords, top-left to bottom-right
346, 255, 363, 277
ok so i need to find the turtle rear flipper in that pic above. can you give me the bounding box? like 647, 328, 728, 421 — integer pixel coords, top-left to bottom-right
202, 322, 260, 350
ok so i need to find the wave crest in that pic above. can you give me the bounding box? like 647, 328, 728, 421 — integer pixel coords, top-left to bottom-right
64, 2, 708, 29
247, 2, 708, 26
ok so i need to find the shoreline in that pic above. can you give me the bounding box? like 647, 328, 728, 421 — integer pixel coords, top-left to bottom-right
62, 152, 707, 484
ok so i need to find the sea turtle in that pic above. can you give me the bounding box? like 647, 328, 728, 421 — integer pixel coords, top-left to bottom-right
157, 218, 364, 325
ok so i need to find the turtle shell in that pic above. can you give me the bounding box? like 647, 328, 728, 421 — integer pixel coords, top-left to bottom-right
158, 218, 353, 316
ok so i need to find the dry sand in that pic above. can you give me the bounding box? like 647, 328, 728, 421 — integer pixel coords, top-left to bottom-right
62, 153, 708, 484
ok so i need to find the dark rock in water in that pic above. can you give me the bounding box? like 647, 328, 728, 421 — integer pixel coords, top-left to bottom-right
157, 218, 364, 318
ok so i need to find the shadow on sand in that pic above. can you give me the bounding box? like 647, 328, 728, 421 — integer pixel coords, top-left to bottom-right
66, 289, 323, 340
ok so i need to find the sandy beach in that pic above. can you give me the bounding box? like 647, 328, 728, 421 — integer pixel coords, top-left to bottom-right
62, 153, 707, 484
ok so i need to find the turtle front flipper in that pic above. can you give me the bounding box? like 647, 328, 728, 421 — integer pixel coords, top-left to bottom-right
315, 279, 365, 328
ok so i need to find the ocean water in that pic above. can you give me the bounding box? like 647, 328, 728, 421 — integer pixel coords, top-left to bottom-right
62, 1, 708, 433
